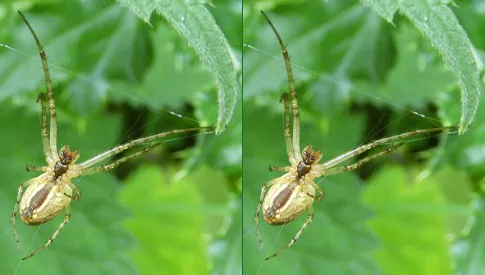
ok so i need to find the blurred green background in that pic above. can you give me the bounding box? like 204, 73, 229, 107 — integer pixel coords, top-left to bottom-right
243, 1, 484, 274
0, 0, 241, 274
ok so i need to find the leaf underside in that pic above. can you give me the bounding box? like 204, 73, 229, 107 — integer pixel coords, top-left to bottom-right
360, 0, 481, 134
117, 0, 239, 134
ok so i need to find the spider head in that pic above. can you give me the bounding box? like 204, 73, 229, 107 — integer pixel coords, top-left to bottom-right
59, 145, 80, 165
301, 145, 322, 165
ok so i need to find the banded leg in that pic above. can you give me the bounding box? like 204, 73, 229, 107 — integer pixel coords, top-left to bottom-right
12, 178, 37, 251
255, 178, 279, 252
25, 165, 47, 172
280, 93, 293, 160
269, 165, 290, 172
322, 143, 405, 176
319, 126, 456, 169
261, 11, 301, 160
18, 11, 58, 158
36, 92, 51, 162
64, 182, 81, 201
80, 143, 160, 176
80, 126, 214, 168
307, 180, 324, 201
265, 206, 314, 260
22, 207, 71, 260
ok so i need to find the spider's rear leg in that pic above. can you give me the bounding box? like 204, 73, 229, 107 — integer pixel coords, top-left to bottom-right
12, 178, 38, 251
256, 179, 280, 252
305, 188, 324, 201
22, 206, 71, 260
63, 182, 81, 201
265, 205, 314, 260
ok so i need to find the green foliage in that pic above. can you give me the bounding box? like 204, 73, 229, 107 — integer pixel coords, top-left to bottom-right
119, 165, 210, 274
454, 190, 485, 275
360, 0, 481, 134
363, 166, 456, 275
117, 0, 240, 134
0, 0, 240, 274
243, 1, 482, 274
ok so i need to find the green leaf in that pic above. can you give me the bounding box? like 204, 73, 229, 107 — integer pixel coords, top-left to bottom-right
454, 191, 485, 275
360, 0, 481, 134
211, 197, 242, 275
117, 0, 239, 134
118, 164, 237, 274
363, 166, 455, 275
139, 24, 212, 106
118, 165, 209, 274
440, 92, 485, 177
385, 23, 454, 108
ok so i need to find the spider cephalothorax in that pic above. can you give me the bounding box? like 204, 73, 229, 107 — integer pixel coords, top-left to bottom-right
297, 145, 322, 178
54, 145, 80, 178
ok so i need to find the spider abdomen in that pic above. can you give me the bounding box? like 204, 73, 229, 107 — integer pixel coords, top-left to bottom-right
262, 180, 314, 225
20, 177, 72, 225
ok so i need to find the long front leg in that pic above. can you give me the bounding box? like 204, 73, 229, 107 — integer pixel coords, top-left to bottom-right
321, 143, 404, 176
80, 126, 214, 168
18, 11, 58, 159
80, 143, 160, 176
280, 93, 294, 161
36, 93, 52, 163
261, 11, 301, 160
319, 127, 456, 169
22, 206, 71, 260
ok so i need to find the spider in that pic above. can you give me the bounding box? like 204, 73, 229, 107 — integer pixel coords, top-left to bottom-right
255, 11, 456, 260
13, 11, 214, 260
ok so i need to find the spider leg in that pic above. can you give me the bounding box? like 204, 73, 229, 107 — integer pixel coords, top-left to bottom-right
36, 92, 51, 163
19, 11, 58, 159
321, 143, 405, 176
80, 142, 161, 176
63, 182, 81, 201
279, 93, 294, 160
268, 165, 290, 172
80, 126, 213, 169
12, 177, 38, 251
22, 206, 71, 260
319, 126, 455, 169
306, 180, 324, 201
265, 205, 314, 260
256, 178, 279, 252
261, 11, 301, 160
25, 165, 47, 172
